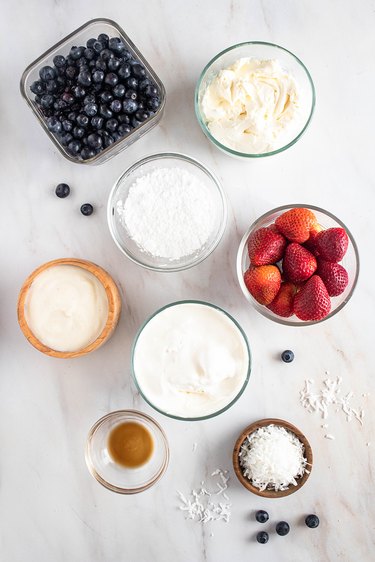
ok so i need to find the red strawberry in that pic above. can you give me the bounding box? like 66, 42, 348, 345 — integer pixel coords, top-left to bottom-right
282, 243, 317, 283
244, 265, 281, 305
247, 226, 287, 266
304, 225, 323, 255
267, 282, 297, 317
293, 275, 331, 321
275, 208, 318, 243
317, 259, 349, 296
315, 228, 349, 262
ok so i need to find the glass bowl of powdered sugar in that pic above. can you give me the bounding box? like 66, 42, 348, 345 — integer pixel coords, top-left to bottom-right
107, 152, 227, 271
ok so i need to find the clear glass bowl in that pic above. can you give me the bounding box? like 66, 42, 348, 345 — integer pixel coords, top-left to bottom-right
107, 153, 227, 271
195, 42, 315, 159
237, 205, 360, 326
85, 410, 169, 494
20, 18, 166, 165
131, 300, 251, 421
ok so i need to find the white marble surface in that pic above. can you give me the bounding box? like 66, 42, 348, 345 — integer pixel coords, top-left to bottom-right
1, 1, 374, 561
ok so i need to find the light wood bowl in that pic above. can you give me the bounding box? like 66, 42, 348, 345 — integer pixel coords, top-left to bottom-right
233, 418, 313, 498
17, 258, 122, 359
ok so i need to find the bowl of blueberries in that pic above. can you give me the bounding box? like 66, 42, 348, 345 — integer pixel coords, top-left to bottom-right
20, 18, 165, 164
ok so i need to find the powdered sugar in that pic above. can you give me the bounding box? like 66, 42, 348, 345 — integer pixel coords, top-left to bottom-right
117, 167, 216, 260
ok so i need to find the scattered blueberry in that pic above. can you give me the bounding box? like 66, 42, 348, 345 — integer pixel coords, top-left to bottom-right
281, 350, 294, 363
53, 55, 66, 68
98, 33, 109, 46
30, 80, 45, 95
305, 515, 319, 529
55, 183, 70, 198
256, 531, 269, 544
39, 65, 56, 81
276, 522, 290, 536
80, 203, 94, 216
255, 510, 269, 524
108, 37, 125, 53
70, 46, 84, 60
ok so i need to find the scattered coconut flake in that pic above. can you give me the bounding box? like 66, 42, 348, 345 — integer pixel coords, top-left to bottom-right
177, 469, 231, 523
192, 442, 197, 453
324, 434, 335, 440
321, 424, 329, 429
366, 442, 371, 447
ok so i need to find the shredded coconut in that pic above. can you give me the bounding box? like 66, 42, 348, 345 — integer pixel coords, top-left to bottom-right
117, 167, 216, 260
239, 425, 307, 492
177, 469, 231, 523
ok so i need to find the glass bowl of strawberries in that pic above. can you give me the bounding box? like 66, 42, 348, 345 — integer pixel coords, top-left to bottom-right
237, 205, 359, 326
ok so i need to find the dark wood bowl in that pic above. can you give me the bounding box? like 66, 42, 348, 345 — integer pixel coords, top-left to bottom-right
233, 418, 313, 498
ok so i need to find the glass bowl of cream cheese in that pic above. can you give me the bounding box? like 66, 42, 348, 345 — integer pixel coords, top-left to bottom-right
195, 42, 315, 158
131, 301, 251, 420
17, 258, 121, 358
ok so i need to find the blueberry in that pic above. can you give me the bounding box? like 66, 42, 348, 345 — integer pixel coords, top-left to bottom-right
67, 140, 81, 155
108, 37, 126, 53
30, 80, 45, 95
256, 531, 269, 544
112, 84, 125, 99
53, 55, 66, 68
124, 89, 137, 100
34, 94, 42, 105
118, 64, 131, 80
98, 33, 109, 46
55, 183, 70, 198
147, 97, 160, 111
73, 85, 86, 98
108, 57, 121, 71
104, 72, 118, 87
78, 71, 91, 86
53, 99, 68, 111
59, 132, 73, 146
118, 114, 130, 124
101, 48, 114, 62
83, 94, 95, 105
65, 66, 77, 79
132, 63, 146, 79
99, 91, 113, 104
139, 78, 151, 91
126, 76, 138, 89
84, 103, 98, 117
134, 110, 149, 122
99, 104, 113, 119
123, 99, 138, 114
87, 133, 103, 150
70, 46, 85, 60
110, 99, 122, 113
76, 58, 89, 70
137, 101, 145, 110
101, 131, 115, 148
131, 116, 142, 128
256, 510, 269, 524
118, 124, 131, 136
56, 75, 67, 89
47, 116, 62, 134
119, 49, 132, 62
91, 116, 104, 130
80, 203, 94, 215
76, 114, 89, 127
281, 350, 294, 363
41, 94, 54, 108
95, 58, 107, 71
86, 38, 96, 49
68, 111, 77, 122
305, 515, 319, 529
276, 522, 290, 536
61, 92, 74, 104
84, 47, 95, 60
93, 41, 104, 53
111, 132, 121, 142
145, 84, 159, 97
45, 80, 58, 93
73, 126, 85, 139
62, 119, 73, 132
92, 70, 104, 83
106, 118, 118, 132
81, 148, 96, 160
39, 65, 56, 82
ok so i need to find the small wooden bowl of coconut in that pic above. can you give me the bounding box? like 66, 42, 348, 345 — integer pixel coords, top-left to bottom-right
233, 418, 313, 498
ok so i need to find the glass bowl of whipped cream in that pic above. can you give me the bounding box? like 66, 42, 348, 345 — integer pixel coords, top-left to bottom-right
195, 42, 315, 158
131, 301, 251, 421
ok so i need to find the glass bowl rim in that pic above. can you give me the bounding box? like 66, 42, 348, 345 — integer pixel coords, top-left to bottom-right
19, 17, 166, 165
85, 409, 170, 494
195, 41, 316, 158
131, 300, 252, 421
237, 203, 360, 326
107, 152, 228, 272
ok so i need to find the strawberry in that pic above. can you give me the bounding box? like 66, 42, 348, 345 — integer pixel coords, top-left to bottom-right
282, 243, 317, 283
317, 259, 349, 296
244, 265, 281, 305
304, 224, 323, 255
293, 275, 331, 321
275, 208, 318, 243
315, 228, 349, 262
247, 226, 287, 266
267, 282, 297, 317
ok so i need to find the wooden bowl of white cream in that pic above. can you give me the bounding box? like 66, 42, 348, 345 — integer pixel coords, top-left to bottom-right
17, 258, 121, 358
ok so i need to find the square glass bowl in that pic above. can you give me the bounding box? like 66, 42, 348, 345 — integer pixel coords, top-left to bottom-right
20, 18, 166, 165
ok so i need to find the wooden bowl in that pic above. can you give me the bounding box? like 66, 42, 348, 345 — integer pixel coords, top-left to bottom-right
17, 258, 122, 358
233, 418, 313, 498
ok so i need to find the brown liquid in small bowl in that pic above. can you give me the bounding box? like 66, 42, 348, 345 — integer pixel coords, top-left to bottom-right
108, 421, 154, 468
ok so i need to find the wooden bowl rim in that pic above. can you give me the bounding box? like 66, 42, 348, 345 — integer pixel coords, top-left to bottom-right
17, 258, 122, 358
232, 418, 313, 498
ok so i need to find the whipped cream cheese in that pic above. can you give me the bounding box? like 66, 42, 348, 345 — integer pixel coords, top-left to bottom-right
25, 265, 109, 352
201, 58, 300, 154
133, 303, 249, 418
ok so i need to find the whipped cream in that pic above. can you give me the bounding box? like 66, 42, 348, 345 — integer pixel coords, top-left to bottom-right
133, 303, 249, 418
201, 58, 300, 154
25, 265, 109, 352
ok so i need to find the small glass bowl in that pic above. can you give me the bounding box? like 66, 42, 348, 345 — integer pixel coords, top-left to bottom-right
85, 410, 169, 494
107, 153, 227, 271
20, 18, 165, 165
195, 42, 315, 159
131, 300, 251, 421
237, 205, 360, 326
